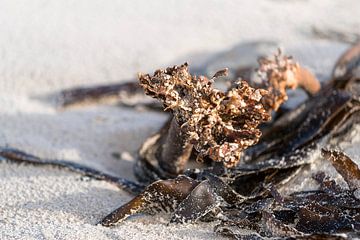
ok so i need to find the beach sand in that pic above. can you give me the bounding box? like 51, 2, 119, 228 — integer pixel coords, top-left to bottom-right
0, 1, 359, 239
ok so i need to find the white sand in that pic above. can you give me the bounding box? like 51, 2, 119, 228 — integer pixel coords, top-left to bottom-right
0, 1, 360, 239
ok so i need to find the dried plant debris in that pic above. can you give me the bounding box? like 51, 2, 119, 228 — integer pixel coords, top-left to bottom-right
139, 63, 271, 167
257, 50, 320, 111
136, 51, 325, 174
1, 45, 360, 239
101, 47, 360, 237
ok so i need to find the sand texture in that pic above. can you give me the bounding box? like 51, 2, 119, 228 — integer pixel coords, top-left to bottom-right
0, 0, 360, 239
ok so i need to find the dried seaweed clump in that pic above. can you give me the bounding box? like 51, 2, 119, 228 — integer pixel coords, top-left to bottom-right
258, 50, 302, 111
139, 63, 270, 167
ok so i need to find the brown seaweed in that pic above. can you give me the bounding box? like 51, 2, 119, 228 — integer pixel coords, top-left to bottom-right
1, 44, 360, 239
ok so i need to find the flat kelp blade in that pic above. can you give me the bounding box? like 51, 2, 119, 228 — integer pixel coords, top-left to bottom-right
321, 149, 360, 192
231, 164, 304, 197
57, 81, 161, 109
0, 147, 144, 195
295, 202, 357, 234
170, 180, 220, 223
246, 90, 351, 162
170, 173, 247, 223
100, 175, 198, 226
